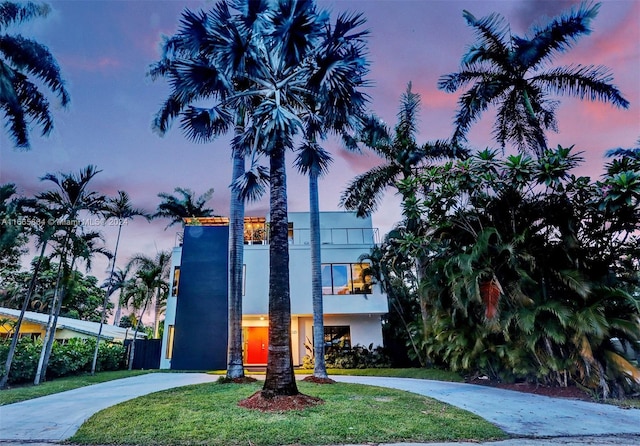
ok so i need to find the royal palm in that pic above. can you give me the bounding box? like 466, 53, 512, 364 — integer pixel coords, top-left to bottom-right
438, 2, 629, 156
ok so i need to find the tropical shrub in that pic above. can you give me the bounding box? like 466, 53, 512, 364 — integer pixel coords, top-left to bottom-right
0, 337, 126, 384
303, 344, 391, 369
396, 146, 639, 398
0, 337, 41, 383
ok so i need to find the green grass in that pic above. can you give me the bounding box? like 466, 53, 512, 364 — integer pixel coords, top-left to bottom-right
70, 381, 506, 446
322, 367, 464, 381
209, 367, 464, 382
0, 370, 153, 405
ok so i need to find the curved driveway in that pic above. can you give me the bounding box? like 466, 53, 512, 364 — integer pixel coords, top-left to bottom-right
332, 375, 640, 437
1, 373, 639, 444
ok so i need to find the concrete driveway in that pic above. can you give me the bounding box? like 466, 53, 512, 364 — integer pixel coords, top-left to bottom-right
1, 372, 639, 445
332, 376, 640, 437
0, 373, 217, 442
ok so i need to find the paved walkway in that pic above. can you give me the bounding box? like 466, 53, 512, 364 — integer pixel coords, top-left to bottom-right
0, 373, 639, 445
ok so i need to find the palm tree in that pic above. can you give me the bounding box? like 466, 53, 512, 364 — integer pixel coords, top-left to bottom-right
0, 1, 69, 149
154, 187, 215, 229
149, 8, 269, 380
106, 266, 131, 328
32, 165, 105, 384
341, 84, 462, 344
438, 2, 629, 156
152, 0, 369, 396
0, 184, 27, 269
295, 142, 332, 379
341, 83, 463, 218
91, 191, 149, 375
127, 251, 170, 339
0, 200, 56, 389
120, 269, 153, 370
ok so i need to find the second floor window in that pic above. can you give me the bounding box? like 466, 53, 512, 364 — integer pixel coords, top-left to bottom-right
321, 263, 372, 295
172, 266, 180, 297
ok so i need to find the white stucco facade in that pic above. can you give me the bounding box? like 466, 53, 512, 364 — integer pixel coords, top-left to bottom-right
160, 211, 388, 369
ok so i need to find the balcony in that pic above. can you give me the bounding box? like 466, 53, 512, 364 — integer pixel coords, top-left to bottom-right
244, 226, 379, 246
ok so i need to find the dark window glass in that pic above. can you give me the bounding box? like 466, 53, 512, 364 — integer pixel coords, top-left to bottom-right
321, 263, 372, 295
324, 325, 351, 352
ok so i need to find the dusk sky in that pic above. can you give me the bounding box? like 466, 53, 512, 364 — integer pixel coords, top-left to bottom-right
1, 0, 639, 294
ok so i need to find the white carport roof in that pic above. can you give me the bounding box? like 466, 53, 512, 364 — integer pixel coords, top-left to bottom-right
0, 307, 146, 341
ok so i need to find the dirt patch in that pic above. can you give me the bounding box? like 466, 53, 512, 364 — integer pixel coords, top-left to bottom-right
301, 375, 336, 384
238, 391, 324, 412
467, 378, 592, 401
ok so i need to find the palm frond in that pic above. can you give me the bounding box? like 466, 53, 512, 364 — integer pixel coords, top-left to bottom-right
604, 350, 640, 384
517, 2, 600, 69
0, 35, 69, 106
460, 10, 511, 68
533, 64, 629, 108
294, 141, 333, 176
231, 162, 269, 203
0, 1, 50, 29
339, 164, 401, 217
180, 105, 233, 143
152, 94, 184, 135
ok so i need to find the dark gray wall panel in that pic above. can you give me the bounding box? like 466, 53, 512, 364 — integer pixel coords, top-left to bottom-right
171, 225, 228, 370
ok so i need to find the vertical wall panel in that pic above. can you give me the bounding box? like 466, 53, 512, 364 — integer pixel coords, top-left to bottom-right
171, 225, 228, 370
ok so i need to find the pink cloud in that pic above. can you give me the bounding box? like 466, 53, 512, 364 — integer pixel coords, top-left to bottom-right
60, 55, 122, 73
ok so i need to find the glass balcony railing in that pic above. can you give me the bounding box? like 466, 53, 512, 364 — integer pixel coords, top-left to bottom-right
177, 225, 380, 246
243, 227, 379, 246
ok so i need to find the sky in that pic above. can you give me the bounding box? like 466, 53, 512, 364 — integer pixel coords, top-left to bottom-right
1, 0, 639, 300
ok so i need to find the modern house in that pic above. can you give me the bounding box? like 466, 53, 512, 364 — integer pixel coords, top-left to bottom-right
160, 212, 388, 370
0, 307, 146, 342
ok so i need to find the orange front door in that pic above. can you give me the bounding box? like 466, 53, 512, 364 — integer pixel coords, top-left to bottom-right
246, 327, 269, 364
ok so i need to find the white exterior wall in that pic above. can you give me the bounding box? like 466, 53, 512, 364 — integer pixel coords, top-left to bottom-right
161, 212, 388, 368
297, 314, 384, 363
160, 247, 182, 369
244, 212, 387, 315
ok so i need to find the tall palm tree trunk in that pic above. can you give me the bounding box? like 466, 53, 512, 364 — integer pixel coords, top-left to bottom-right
34, 241, 68, 385
36, 254, 75, 384
91, 223, 123, 375
262, 145, 298, 397
309, 169, 328, 378
1, 242, 48, 388
227, 148, 246, 379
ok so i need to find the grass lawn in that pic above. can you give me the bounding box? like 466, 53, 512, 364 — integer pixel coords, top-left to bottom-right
209, 367, 465, 382
70, 381, 506, 446
0, 370, 153, 406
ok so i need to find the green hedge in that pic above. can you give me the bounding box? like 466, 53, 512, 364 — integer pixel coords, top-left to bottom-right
0, 337, 126, 384
303, 344, 391, 369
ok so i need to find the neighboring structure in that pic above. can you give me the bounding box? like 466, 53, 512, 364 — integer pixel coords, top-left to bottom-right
0, 307, 146, 342
160, 212, 388, 370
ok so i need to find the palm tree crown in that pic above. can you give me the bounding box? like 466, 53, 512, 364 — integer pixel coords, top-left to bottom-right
0, 1, 69, 149
341, 83, 464, 217
438, 2, 629, 156
153, 187, 215, 228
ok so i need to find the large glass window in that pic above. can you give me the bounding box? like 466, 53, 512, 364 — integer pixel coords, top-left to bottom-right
321, 263, 372, 295
324, 325, 351, 352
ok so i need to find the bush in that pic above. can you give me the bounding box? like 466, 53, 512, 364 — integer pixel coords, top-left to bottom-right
0, 337, 41, 383
0, 337, 127, 385
97, 341, 126, 371
303, 344, 391, 369
48, 338, 95, 378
